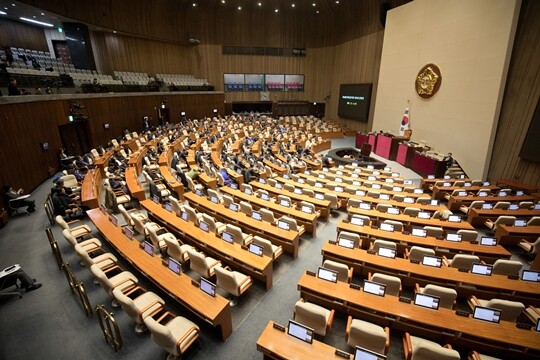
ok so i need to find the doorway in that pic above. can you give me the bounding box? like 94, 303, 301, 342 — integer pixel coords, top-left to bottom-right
58, 120, 92, 157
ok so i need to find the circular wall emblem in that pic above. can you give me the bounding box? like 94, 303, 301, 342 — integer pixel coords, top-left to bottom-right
415, 63, 442, 99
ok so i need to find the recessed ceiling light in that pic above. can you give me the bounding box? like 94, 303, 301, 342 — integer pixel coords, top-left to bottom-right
11, 3, 15, 6
19, 17, 53, 27
33, 15, 36, 18
0, 10, 6, 15
113, 30, 117, 34
41, 12, 45, 15
4, 7, 8, 9
316, 10, 320, 13
335, 0, 339, 3
291, 3, 295, 7
312, 3, 316, 6
238, 6, 242, 10
258, 2, 262, 6
192, 3, 197, 6
221, 0, 225, 3
274, 9, 278, 12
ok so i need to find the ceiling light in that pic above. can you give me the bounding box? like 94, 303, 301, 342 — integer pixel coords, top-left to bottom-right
258, 2, 262, 6
11, 3, 15, 6
238, 6, 242, 10
221, 0, 225, 3
41, 12, 45, 15
192, 3, 197, 6
33, 15, 36, 18
312, 3, 316, 6
113, 30, 117, 34
291, 3, 295, 7
274, 9, 278, 12
19, 17, 53, 27
335, 0, 339, 3
316, 10, 320, 13
0, 10, 6, 15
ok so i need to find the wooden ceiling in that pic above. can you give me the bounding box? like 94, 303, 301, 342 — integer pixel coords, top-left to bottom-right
17, 0, 410, 48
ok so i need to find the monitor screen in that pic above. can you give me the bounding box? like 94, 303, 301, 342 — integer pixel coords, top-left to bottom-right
508, 204, 519, 210
372, 184, 382, 190
458, 191, 468, 197
124, 226, 134, 239
317, 267, 338, 283
535, 203, 540, 210
222, 232, 234, 244
414, 293, 440, 310
385, 178, 394, 183
368, 176, 376, 181
521, 270, 540, 282
200, 278, 217, 297
244, 188, 252, 195
411, 228, 427, 237
404, 197, 414, 204
252, 211, 262, 221
275, 183, 283, 189
478, 191, 489, 197
379, 223, 394, 232
210, 196, 219, 204
294, 188, 303, 195
248, 242, 264, 257
283, 174, 290, 179
315, 193, 325, 200
335, 186, 344, 193
350, 217, 364, 226
230, 183, 238, 190
195, 189, 203, 196
319, 174, 326, 179
152, 194, 160, 203
367, 165, 374, 169
444, 175, 451, 179
417, 212, 431, 219
392, 172, 399, 177
514, 219, 527, 227
363, 280, 386, 297
471, 263, 493, 276
430, 199, 440, 206
498, 191, 507, 197
422, 255, 442, 268
446, 233, 462, 242
335, 177, 343, 183
143, 241, 154, 256
279, 199, 290, 207
480, 236, 497, 246
404, 180, 413, 185
537, 318, 540, 332
298, 178, 305, 184
304, 170, 311, 175
164, 202, 173, 212
414, 189, 423, 194
428, 175, 435, 179
473, 306, 501, 324
301, 205, 312, 214
168, 258, 182, 275
483, 181, 490, 186
448, 215, 461, 223
261, 193, 270, 201
392, 187, 403, 192
387, 207, 400, 215
278, 220, 290, 231
338, 237, 355, 249
464, 182, 472, 187
110, 214, 118, 226
379, 194, 390, 200
355, 189, 365, 196
315, 182, 324, 188
481, 203, 493, 209
359, 203, 371, 210
229, 203, 239, 212
354, 346, 387, 360
259, 178, 266, 184
180, 211, 189, 221
100, 204, 108, 214
199, 221, 209, 232
338, 84, 373, 121
287, 319, 314, 344
443, 182, 452, 187
378, 246, 396, 259
353, 181, 362, 187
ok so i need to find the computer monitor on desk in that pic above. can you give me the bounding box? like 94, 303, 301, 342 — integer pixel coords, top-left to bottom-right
124, 226, 134, 240
522, 270, 540, 282
377, 246, 396, 259
252, 211, 262, 221
514, 219, 527, 227
481, 203, 493, 209
249, 242, 263, 257
301, 205, 313, 214
143, 241, 154, 256
338, 237, 355, 249
471, 263, 493, 276
422, 255, 442, 268
199, 221, 209, 232
287, 319, 314, 344
447, 215, 461, 223
417, 211, 431, 219
222, 232, 234, 244
354, 346, 387, 360
164, 202, 173, 212
317, 267, 338, 283
404, 197, 414, 204
363, 280, 386, 297
229, 203, 239, 212
445, 233, 461, 242
480, 236, 497, 246
200, 278, 217, 297
473, 306, 501, 324
277, 220, 290, 231
411, 228, 427, 237
414, 293, 440, 310
379, 223, 394, 232
350, 217, 364, 226
168, 258, 182, 275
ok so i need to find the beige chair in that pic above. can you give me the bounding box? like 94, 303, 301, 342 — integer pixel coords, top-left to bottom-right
459, 200, 484, 214
492, 259, 522, 276
214, 266, 253, 306
528, 216, 540, 226
62, 229, 102, 253
405, 246, 435, 262
383, 220, 403, 231
423, 226, 444, 238
299, 201, 320, 216
338, 231, 362, 248
118, 204, 148, 227
168, 196, 183, 217
485, 215, 516, 230
225, 224, 253, 245
369, 273, 401, 297
252, 236, 283, 260
403, 332, 460, 360
260, 208, 276, 224
239, 201, 253, 216
186, 176, 203, 193
240, 183, 253, 194
347, 198, 362, 208
457, 229, 478, 242
371, 239, 397, 252
324, 193, 342, 210
350, 214, 371, 226
468, 351, 503, 360
403, 207, 420, 217
468, 296, 525, 322
200, 213, 226, 234
144, 315, 200, 359
73, 243, 117, 271
293, 299, 334, 336
444, 189, 466, 200
376, 203, 392, 213
183, 205, 202, 225
207, 188, 220, 203
322, 260, 352, 283
256, 189, 270, 199
443, 254, 480, 270
432, 209, 452, 220
132, 216, 162, 238
56, 215, 92, 240
519, 201, 534, 209
146, 224, 174, 255
302, 188, 315, 197
90, 263, 139, 308
283, 183, 295, 193
277, 194, 293, 207
113, 288, 165, 333
415, 283, 457, 309
163, 235, 194, 264
524, 305, 540, 325
393, 194, 405, 202
416, 197, 431, 205
186, 249, 221, 279
346, 316, 389, 355
493, 201, 510, 210
60, 174, 81, 193
267, 178, 277, 187
518, 236, 540, 254
278, 216, 305, 234
222, 194, 234, 208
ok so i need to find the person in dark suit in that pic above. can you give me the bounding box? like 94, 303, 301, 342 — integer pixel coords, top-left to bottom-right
8, 78, 22, 96
443, 152, 454, 169
3, 185, 35, 213
1, 265, 42, 292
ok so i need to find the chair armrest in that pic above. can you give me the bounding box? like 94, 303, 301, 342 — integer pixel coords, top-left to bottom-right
468, 351, 481, 360
345, 315, 352, 340
403, 333, 413, 360
384, 327, 390, 354
414, 283, 421, 293
237, 276, 253, 294
404, 248, 410, 259
67, 219, 83, 225
155, 310, 176, 325
443, 344, 453, 350
468, 295, 480, 310
442, 255, 449, 267
347, 267, 353, 283
326, 309, 335, 333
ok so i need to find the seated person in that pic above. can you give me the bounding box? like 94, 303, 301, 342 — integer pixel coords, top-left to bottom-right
1, 264, 41, 292
219, 168, 232, 186
51, 186, 80, 217
186, 166, 201, 180
3, 185, 36, 213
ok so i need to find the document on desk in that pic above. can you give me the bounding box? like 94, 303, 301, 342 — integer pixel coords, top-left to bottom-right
0, 264, 21, 278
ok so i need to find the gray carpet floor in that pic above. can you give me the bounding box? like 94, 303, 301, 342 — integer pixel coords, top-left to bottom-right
0, 136, 529, 360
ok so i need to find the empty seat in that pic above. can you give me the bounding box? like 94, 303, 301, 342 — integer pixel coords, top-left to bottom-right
467, 296, 525, 322
338, 231, 361, 248
90, 264, 139, 308
528, 216, 540, 226
225, 224, 253, 245
376, 204, 392, 213
383, 220, 403, 231
459, 200, 484, 214
200, 213, 226, 234
485, 216, 516, 230
163, 235, 194, 264
113, 288, 165, 333
346, 316, 389, 355
278, 216, 305, 234
423, 226, 444, 237
322, 260, 353, 283
186, 249, 221, 279
260, 208, 276, 224
239, 201, 253, 216
443, 254, 480, 270
403, 332, 460, 360
403, 207, 420, 217
491, 259, 522, 276
369, 273, 401, 297
405, 246, 435, 262
252, 236, 283, 260
293, 299, 334, 336
457, 229, 478, 242
350, 214, 370, 226
518, 236, 540, 254
56, 215, 91, 240
214, 266, 253, 306
416, 197, 431, 205
415, 283, 457, 309
143, 315, 200, 359
371, 239, 397, 252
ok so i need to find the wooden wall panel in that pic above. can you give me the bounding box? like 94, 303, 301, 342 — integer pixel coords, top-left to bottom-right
487, 0, 540, 186
0, 18, 48, 51
0, 93, 224, 195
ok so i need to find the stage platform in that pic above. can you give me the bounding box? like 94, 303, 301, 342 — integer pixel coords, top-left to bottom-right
326, 147, 386, 169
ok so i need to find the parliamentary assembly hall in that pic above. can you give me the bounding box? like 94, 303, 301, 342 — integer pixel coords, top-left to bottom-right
0, 0, 539, 359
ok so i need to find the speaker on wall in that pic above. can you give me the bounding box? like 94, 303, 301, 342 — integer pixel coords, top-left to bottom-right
380, 2, 391, 28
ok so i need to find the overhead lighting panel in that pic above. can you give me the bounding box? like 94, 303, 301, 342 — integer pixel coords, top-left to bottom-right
19, 17, 54, 27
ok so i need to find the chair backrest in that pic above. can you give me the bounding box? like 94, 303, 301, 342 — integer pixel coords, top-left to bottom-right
61, 174, 79, 188
144, 316, 199, 357
338, 231, 361, 248
62, 229, 78, 247
279, 216, 299, 231
146, 225, 164, 254
260, 208, 276, 223
278, 195, 292, 207
494, 201, 510, 210
302, 188, 315, 197
186, 249, 211, 278
416, 197, 431, 205
324, 193, 339, 209
183, 205, 200, 225
421, 284, 457, 309
200, 213, 219, 233
89, 264, 115, 295
240, 183, 252, 193
163, 235, 185, 262
168, 196, 182, 216
376, 204, 392, 212
494, 216, 516, 227
519, 201, 534, 209
404, 207, 420, 217
55, 215, 69, 230
131, 216, 146, 235
448, 254, 479, 270
372, 239, 397, 252
112, 288, 145, 324
484, 299, 525, 322
294, 300, 329, 336
268, 178, 277, 187
207, 189, 220, 201
383, 220, 403, 231
322, 260, 350, 282
423, 226, 444, 237
367, 190, 380, 198
411, 336, 461, 360
118, 204, 133, 226
456, 229, 478, 242
239, 201, 253, 216
214, 266, 240, 296
222, 194, 234, 208
528, 216, 540, 226
348, 319, 387, 354
348, 199, 362, 208
450, 188, 466, 196
393, 194, 405, 202
73, 243, 95, 268
371, 273, 401, 297
300, 201, 315, 213
408, 246, 435, 262
492, 259, 522, 276
469, 201, 485, 209
283, 183, 295, 192
351, 214, 371, 226
252, 236, 277, 258
225, 224, 246, 245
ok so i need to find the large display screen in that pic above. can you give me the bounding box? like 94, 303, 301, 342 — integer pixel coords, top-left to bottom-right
338, 84, 372, 122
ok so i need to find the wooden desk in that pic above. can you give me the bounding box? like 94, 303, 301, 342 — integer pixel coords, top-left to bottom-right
311, 140, 332, 154
125, 167, 145, 201
467, 208, 540, 226
183, 192, 300, 259
347, 207, 475, 231
321, 242, 540, 305
94, 150, 114, 172
256, 321, 351, 360
297, 273, 540, 357
336, 221, 511, 261
495, 225, 540, 246
81, 169, 102, 209
220, 186, 318, 237
432, 185, 500, 200
420, 177, 470, 191
494, 179, 540, 193
159, 165, 184, 201
199, 173, 217, 190
140, 200, 274, 290
250, 180, 331, 220
447, 194, 535, 211
87, 209, 233, 340
264, 159, 287, 176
